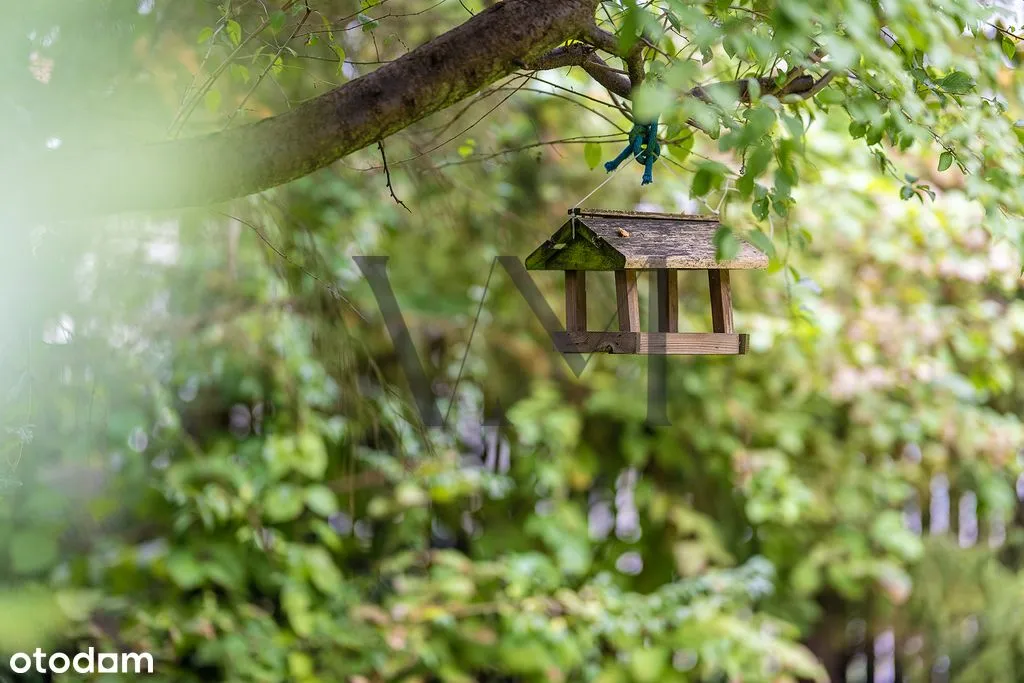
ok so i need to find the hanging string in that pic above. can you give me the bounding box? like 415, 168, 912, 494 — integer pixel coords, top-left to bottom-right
658, 157, 736, 216
572, 154, 635, 209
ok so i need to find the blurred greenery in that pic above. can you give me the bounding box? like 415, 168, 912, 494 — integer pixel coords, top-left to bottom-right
3, 0, 1024, 681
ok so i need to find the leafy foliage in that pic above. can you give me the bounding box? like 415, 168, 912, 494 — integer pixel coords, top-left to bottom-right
2, 0, 1024, 681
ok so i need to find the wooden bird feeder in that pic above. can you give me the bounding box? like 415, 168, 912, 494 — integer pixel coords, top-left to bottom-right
525, 209, 768, 355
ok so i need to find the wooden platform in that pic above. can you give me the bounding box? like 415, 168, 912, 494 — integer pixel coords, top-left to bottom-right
554, 331, 749, 355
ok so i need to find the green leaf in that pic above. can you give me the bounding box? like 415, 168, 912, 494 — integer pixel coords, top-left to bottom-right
744, 142, 773, 181
281, 583, 314, 636
633, 82, 673, 123
713, 226, 740, 261
304, 547, 343, 594
772, 640, 829, 682
305, 485, 338, 517
395, 481, 428, 507
288, 652, 315, 678
899, 184, 914, 200
782, 112, 805, 141
668, 135, 694, 163
226, 19, 242, 46
332, 44, 347, 76
865, 123, 884, 146
691, 168, 712, 197
938, 151, 953, 171
938, 70, 975, 94
294, 432, 327, 479
746, 228, 775, 257
816, 87, 845, 105
822, 34, 858, 69
204, 89, 221, 113
584, 142, 602, 170
629, 647, 667, 683
230, 63, 250, 84
358, 13, 380, 32
1003, 36, 1017, 61
269, 10, 287, 33
166, 552, 204, 589
751, 196, 769, 221
264, 485, 304, 522
196, 27, 214, 44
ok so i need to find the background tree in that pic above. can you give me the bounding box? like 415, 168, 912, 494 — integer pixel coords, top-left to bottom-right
2, 0, 1024, 681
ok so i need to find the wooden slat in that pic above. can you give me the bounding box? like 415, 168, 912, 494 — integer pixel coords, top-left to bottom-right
571, 207, 719, 223
564, 270, 587, 332
622, 254, 768, 269
554, 332, 748, 355
555, 331, 638, 354
656, 270, 679, 333
640, 332, 745, 355
708, 269, 734, 334
615, 270, 640, 332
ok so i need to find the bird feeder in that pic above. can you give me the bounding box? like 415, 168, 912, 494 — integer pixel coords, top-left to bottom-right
525, 209, 768, 355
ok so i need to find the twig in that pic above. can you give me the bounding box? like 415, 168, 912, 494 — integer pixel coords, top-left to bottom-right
224, 3, 312, 126
377, 140, 412, 212
218, 210, 365, 319
169, 0, 301, 136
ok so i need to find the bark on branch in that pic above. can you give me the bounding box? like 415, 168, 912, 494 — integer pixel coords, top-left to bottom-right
4, 0, 599, 221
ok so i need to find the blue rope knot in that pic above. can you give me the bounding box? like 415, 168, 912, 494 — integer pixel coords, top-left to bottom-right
604, 119, 661, 185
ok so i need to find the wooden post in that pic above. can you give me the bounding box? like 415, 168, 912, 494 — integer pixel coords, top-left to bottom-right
656, 269, 678, 333
565, 270, 587, 332
708, 269, 734, 334
615, 270, 640, 332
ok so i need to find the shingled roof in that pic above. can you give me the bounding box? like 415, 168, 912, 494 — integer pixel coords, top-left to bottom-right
525, 209, 769, 271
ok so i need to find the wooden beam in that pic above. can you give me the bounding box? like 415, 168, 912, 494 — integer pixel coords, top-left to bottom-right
553, 332, 748, 355
655, 270, 679, 333
570, 208, 718, 223
615, 270, 640, 332
564, 270, 587, 332
708, 269, 734, 334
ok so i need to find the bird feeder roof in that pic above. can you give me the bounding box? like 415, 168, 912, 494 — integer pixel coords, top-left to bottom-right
525, 209, 769, 271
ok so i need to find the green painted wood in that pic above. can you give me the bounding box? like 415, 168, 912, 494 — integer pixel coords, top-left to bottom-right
525, 218, 625, 270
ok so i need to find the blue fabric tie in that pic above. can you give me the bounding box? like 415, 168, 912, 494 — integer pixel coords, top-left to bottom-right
604, 119, 661, 185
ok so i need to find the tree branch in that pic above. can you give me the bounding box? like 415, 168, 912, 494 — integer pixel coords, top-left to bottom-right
3, 0, 599, 221
377, 140, 410, 213
582, 54, 633, 99
582, 23, 645, 88
523, 43, 632, 99
522, 42, 595, 70
689, 73, 827, 104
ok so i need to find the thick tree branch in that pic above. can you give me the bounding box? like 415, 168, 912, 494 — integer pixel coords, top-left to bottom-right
524, 43, 632, 99
690, 73, 825, 104
3, 0, 599, 221
582, 23, 645, 87
522, 42, 596, 70
582, 55, 634, 99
